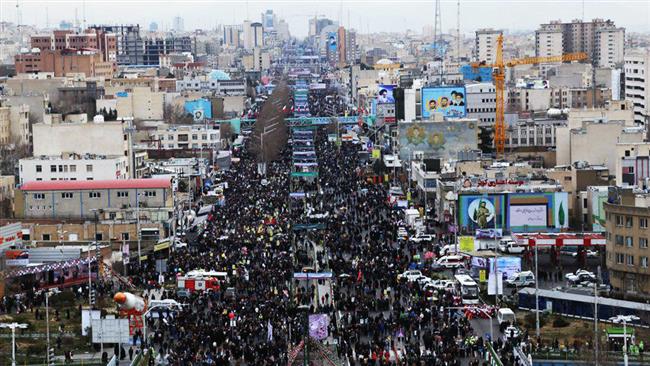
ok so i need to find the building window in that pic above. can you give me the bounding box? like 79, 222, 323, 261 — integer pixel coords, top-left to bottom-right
626, 216, 634, 228
86, 164, 93, 172
121, 232, 130, 241
95, 233, 103, 241
70, 165, 77, 173
144, 190, 157, 197
640, 218, 648, 229
33, 193, 45, 200
616, 215, 623, 226
117, 191, 129, 198
50, 165, 56, 172
640, 237, 648, 249
58, 165, 63, 172
642, 256, 649, 268
61, 192, 74, 199
616, 253, 624, 264
615, 235, 624, 245
42, 233, 51, 241
89, 192, 101, 198
36, 165, 42, 172
626, 254, 635, 266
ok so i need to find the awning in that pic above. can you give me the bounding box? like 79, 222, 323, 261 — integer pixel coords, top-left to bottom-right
6, 257, 96, 278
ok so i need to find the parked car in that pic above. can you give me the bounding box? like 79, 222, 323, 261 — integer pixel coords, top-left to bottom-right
398, 270, 423, 282
565, 269, 596, 284
410, 233, 435, 243
415, 275, 434, 287
436, 255, 466, 269
498, 241, 526, 254
505, 271, 535, 287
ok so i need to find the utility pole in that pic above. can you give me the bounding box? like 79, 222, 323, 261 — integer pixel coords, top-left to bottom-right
594, 265, 601, 365
534, 236, 540, 338
456, 0, 461, 61
1, 322, 28, 366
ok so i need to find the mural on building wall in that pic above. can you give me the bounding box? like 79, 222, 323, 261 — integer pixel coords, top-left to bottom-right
398, 121, 478, 161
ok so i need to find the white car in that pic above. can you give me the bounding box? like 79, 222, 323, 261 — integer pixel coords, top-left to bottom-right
415, 275, 434, 287
410, 233, 434, 243
431, 279, 456, 291
398, 270, 423, 282
565, 269, 596, 283
440, 244, 460, 256
503, 326, 520, 341
498, 241, 526, 254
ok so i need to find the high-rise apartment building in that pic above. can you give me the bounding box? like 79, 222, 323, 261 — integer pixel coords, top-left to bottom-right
242, 21, 264, 50
474, 29, 502, 64
88, 24, 143, 65
624, 49, 650, 125
223, 25, 242, 48
172, 16, 184, 32
535, 19, 625, 68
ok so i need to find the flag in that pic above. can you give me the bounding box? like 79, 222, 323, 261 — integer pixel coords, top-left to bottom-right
309, 314, 330, 340
267, 320, 273, 342
357, 269, 362, 282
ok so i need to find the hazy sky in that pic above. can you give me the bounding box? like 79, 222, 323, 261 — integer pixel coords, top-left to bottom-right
1, 0, 648, 37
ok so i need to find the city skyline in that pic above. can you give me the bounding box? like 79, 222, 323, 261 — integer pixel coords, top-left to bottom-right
1, 0, 648, 37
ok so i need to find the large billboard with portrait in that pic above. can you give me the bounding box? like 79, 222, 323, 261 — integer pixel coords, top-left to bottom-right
421, 86, 467, 119
458, 192, 569, 235
376, 84, 396, 104
398, 121, 478, 161
458, 194, 507, 234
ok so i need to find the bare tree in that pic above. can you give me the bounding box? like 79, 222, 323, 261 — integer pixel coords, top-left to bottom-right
163, 104, 193, 125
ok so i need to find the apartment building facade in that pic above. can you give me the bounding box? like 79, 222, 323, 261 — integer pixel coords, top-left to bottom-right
624, 49, 650, 125
605, 196, 650, 298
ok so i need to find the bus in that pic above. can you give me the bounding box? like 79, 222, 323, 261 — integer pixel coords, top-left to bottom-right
455, 274, 480, 305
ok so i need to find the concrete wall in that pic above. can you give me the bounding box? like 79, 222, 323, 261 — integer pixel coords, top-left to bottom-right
32, 121, 127, 156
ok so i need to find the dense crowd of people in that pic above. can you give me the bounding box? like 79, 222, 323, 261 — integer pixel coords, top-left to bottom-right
131, 126, 520, 365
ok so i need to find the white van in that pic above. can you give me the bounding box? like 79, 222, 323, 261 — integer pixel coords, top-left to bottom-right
436, 255, 465, 269
505, 271, 535, 287
497, 308, 516, 325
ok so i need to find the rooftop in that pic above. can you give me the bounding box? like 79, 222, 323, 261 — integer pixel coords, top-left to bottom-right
20, 178, 171, 191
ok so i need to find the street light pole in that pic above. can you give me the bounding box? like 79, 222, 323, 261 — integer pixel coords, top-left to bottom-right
0, 322, 28, 366
534, 237, 540, 338
610, 315, 640, 366
46, 292, 51, 365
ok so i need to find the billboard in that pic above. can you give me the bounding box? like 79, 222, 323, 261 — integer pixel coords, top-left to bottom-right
508, 192, 568, 232
376, 84, 396, 104
5, 250, 29, 266
458, 192, 569, 234
184, 98, 213, 120
421, 86, 467, 119
458, 195, 507, 233
590, 188, 608, 232
398, 121, 478, 161
327, 32, 337, 53
489, 257, 522, 279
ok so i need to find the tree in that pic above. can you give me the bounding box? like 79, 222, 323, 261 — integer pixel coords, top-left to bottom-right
163, 104, 193, 125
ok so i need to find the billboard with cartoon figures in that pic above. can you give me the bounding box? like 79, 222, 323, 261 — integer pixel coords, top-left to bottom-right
458, 192, 569, 235
398, 121, 478, 161
421, 86, 467, 119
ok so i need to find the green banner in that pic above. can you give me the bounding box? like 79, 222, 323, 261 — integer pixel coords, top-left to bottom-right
292, 172, 318, 177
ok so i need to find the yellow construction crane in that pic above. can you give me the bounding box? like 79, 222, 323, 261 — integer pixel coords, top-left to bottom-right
471, 35, 588, 158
